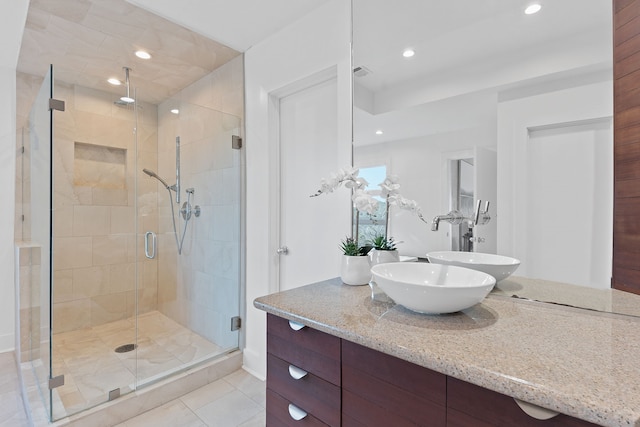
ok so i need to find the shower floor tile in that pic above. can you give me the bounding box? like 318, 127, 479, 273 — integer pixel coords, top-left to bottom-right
51, 310, 224, 418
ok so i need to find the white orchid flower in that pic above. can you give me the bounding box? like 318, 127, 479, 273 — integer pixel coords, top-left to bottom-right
312, 166, 365, 197
312, 168, 422, 221
380, 176, 401, 197
390, 194, 420, 214
352, 189, 379, 215
345, 176, 368, 190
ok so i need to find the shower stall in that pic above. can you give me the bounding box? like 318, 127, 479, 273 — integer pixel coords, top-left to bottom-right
16, 63, 244, 422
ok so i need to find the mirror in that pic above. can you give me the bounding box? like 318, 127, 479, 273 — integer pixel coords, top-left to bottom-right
351, 0, 633, 312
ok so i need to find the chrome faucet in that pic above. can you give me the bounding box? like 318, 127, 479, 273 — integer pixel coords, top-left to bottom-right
430, 200, 491, 231
431, 210, 465, 231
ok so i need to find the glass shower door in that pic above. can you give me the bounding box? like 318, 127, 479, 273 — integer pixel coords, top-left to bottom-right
47, 69, 139, 421
135, 100, 242, 387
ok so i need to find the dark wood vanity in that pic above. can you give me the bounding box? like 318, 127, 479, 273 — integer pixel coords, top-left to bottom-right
265, 313, 598, 427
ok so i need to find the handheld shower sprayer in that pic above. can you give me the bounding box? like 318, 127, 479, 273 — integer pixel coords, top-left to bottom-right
142, 168, 199, 255
143, 168, 172, 190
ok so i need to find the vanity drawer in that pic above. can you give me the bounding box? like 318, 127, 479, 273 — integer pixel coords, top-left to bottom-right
267, 353, 340, 427
447, 377, 600, 426
342, 340, 446, 405
267, 313, 341, 385
266, 388, 330, 427
342, 340, 446, 426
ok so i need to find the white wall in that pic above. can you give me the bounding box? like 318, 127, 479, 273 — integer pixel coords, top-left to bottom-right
1, 0, 30, 352
244, 0, 351, 378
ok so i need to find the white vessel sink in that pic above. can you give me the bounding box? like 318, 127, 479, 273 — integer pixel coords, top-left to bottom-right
426, 251, 520, 282
370, 262, 496, 314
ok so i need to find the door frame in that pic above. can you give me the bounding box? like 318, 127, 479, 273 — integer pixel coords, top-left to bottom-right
267, 66, 339, 294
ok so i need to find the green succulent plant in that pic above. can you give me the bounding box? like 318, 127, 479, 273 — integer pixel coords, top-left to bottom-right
340, 237, 370, 256
369, 234, 397, 251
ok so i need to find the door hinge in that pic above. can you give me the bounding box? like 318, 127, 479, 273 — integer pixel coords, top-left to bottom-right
49, 375, 64, 389
231, 316, 242, 331
232, 135, 242, 150
108, 388, 120, 401
49, 98, 65, 112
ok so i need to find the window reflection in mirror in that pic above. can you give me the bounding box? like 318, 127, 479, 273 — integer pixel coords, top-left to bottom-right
353, 165, 387, 246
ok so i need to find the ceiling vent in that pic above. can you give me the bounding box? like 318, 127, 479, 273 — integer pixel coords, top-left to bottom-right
353, 66, 372, 78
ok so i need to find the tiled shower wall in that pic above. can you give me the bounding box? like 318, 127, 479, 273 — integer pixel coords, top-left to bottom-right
156, 55, 244, 349
16, 73, 160, 334
52, 83, 159, 333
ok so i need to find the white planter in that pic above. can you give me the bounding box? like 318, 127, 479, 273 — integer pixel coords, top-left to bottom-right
340, 255, 371, 286
368, 249, 400, 267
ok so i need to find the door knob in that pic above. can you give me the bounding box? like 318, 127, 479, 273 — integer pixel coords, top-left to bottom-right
276, 246, 289, 255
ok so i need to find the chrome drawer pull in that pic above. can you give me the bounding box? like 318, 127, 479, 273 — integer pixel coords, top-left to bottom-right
288, 403, 307, 421
288, 320, 305, 331
288, 365, 308, 380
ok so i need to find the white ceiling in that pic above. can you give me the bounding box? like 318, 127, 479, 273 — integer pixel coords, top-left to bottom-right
352, 0, 613, 146
126, 0, 330, 52
353, 0, 612, 95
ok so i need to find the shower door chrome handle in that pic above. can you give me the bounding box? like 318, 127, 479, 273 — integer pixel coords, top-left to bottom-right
145, 231, 157, 259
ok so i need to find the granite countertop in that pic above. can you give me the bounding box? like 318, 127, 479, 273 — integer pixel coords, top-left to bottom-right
254, 278, 640, 427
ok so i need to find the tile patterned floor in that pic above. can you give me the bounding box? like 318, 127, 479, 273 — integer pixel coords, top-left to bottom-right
114, 370, 266, 427
0, 352, 30, 427
51, 311, 225, 418
1, 349, 265, 427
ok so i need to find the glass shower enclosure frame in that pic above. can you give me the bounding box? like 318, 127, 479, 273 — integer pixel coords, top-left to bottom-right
23, 65, 243, 421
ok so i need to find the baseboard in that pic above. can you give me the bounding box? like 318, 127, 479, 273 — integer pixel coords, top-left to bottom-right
0, 332, 15, 353
242, 347, 265, 380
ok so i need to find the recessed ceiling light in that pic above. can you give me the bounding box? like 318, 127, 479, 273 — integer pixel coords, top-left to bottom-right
107, 78, 121, 86
170, 109, 180, 115
402, 49, 415, 58
376, 130, 384, 135
524, 4, 541, 14
135, 50, 151, 59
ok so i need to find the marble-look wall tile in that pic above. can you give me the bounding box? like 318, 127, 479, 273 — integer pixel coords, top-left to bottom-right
109, 262, 136, 293
73, 205, 111, 236
91, 293, 128, 326
93, 235, 128, 266
54, 237, 93, 270
92, 188, 128, 206
73, 265, 110, 297
53, 269, 75, 303
54, 299, 92, 333
110, 206, 135, 235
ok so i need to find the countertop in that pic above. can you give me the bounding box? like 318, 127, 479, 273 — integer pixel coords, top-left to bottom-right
254, 277, 640, 427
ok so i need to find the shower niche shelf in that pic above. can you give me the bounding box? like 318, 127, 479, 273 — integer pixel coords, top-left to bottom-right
73, 141, 127, 189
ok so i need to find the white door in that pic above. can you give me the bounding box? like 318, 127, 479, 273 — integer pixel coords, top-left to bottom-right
525, 120, 612, 288
277, 77, 348, 291
473, 146, 497, 254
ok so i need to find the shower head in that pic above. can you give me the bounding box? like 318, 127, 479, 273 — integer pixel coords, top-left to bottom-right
143, 168, 171, 190
120, 67, 134, 104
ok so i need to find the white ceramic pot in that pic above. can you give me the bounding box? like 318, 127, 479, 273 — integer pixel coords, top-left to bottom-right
340, 255, 371, 286
368, 249, 400, 267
